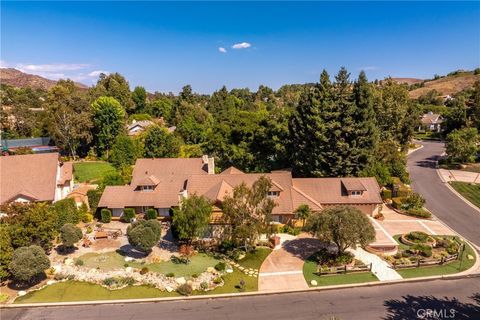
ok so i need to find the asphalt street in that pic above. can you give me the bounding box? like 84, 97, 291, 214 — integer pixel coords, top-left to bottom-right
407, 141, 480, 247
2, 277, 479, 320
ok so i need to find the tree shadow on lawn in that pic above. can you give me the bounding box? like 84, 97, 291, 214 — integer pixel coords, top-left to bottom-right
281, 238, 327, 260
116, 245, 148, 259
54, 245, 78, 256
7, 273, 47, 291
383, 294, 480, 320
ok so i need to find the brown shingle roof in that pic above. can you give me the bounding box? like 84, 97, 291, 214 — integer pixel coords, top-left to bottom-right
58, 161, 73, 185
0, 153, 59, 204
341, 179, 367, 191
220, 166, 244, 175
421, 113, 443, 125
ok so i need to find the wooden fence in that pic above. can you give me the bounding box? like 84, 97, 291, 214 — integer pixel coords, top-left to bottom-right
316, 263, 372, 275
392, 253, 459, 270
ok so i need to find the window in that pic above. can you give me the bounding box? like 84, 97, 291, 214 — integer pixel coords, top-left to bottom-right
142, 185, 154, 191
350, 190, 362, 196
267, 191, 280, 198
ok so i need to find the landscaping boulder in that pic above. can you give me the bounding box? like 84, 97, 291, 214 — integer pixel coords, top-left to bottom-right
310, 280, 318, 286
175, 277, 186, 285
64, 258, 74, 266
165, 286, 173, 292
207, 267, 216, 273
18, 291, 27, 296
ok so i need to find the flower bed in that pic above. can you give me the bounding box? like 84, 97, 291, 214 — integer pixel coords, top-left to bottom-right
400, 231, 436, 247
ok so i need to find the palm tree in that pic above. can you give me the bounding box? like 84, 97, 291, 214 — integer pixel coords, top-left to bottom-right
294, 204, 312, 228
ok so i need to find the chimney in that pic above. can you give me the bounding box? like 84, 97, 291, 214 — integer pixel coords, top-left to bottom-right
178, 189, 188, 206
207, 157, 215, 175
202, 155, 209, 164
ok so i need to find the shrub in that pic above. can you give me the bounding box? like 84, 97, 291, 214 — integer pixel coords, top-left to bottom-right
75, 259, 84, 266
447, 242, 459, 255
200, 281, 208, 290
191, 273, 199, 279
411, 244, 432, 257
9, 245, 50, 283
170, 255, 189, 264
219, 240, 235, 253
381, 189, 392, 200
127, 220, 161, 253
213, 276, 222, 284
406, 208, 431, 219
166, 272, 175, 278
145, 209, 158, 220
396, 187, 411, 198
86, 226, 93, 234
406, 231, 430, 243
177, 283, 193, 296
215, 262, 226, 271
87, 189, 102, 215
403, 193, 425, 210
60, 223, 83, 249
82, 213, 94, 223
121, 277, 135, 286
103, 277, 116, 286
313, 249, 354, 267
140, 267, 149, 275
101, 209, 112, 223
391, 197, 405, 210
122, 208, 136, 223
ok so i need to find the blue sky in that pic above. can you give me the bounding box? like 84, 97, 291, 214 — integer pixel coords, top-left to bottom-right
1, 1, 479, 93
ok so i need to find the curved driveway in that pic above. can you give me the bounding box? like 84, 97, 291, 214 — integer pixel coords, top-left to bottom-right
407, 141, 480, 247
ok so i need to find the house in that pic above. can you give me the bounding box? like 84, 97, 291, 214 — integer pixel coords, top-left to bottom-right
0, 153, 73, 205
66, 184, 97, 209
98, 156, 382, 223
419, 112, 443, 132
126, 120, 156, 136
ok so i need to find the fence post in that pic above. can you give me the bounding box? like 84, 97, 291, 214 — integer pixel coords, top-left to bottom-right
417, 260, 420, 268
393, 261, 396, 270
369, 263, 372, 271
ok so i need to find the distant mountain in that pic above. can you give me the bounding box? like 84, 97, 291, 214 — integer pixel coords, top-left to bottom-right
0, 68, 88, 90
391, 78, 423, 86
407, 71, 480, 99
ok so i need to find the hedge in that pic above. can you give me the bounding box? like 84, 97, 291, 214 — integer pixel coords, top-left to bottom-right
101, 209, 112, 223
392, 197, 405, 210
122, 208, 136, 222
406, 208, 432, 219
381, 189, 392, 200
145, 208, 158, 220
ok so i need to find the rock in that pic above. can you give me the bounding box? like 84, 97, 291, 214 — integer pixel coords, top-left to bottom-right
124, 257, 134, 262
207, 267, 216, 273
226, 268, 233, 273
238, 266, 244, 271
467, 254, 474, 260
175, 277, 186, 285
18, 291, 27, 296
125, 267, 133, 273
165, 286, 173, 292
310, 280, 318, 286
46, 280, 56, 285
238, 253, 246, 260
64, 258, 73, 266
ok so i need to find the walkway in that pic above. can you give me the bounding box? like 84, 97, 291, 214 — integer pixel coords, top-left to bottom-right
349, 247, 402, 281
438, 168, 480, 184
258, 235, 324, 291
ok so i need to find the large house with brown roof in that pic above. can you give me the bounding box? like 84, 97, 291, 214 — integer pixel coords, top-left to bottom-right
419, 112, 443, 132
98, 156, 382, 223
0, 153, 73, 205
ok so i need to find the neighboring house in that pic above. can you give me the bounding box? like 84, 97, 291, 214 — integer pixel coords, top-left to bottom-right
419, 112, 443, 132
98, 156, 382, 223
0, 153, 73, 205
126, 120, 155, 136
0, 137, 58, 154
67, 184, 97, 209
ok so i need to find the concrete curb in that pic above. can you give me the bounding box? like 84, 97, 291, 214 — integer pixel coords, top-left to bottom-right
3, 256, 479, 309
407, 144, 424, 156
436, 169, 480, 215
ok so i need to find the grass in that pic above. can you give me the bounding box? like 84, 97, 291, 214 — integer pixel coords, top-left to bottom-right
440, 163, 480, 173
73, 161, 116, 183
450, 181, 480, 209
77, 251, 220, 277
14, 281, 178, 304
15, 248, 273, 303
303, 254, 378, 287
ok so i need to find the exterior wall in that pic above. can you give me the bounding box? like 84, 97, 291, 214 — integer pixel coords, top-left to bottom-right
157, 208, 170, 217
112, 208, 124, 217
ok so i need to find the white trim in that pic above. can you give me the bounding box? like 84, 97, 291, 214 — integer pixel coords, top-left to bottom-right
418, 220, 436, 235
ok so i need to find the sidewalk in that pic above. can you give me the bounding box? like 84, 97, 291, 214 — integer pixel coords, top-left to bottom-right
438, 168, 480, 184
349, 247, 402, 281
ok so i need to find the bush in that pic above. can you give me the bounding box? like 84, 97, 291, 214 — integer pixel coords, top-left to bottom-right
396, 187, 411, 198
101, 209, 112, 223
9, 245, 50, 283
219, 240, 235, 253
392, 197, 404, 210
86, 226, 93, 234
122, 208, 136, 223
121, 277, 135, 286
170, 255, 189, 264
406, 208, 432, 219
127, 220, 161, 253
52, 198, 80, 231
410, 244, 432, 257
60, 223, 83, 249
313, 249, 354, 267
177, 283, 193, 296
191, 273, 199, 279
87, 189, 102, 215
214, 262, 226, 271
145, 209, 158, 220
213, 276, 222, 284
280, 225, 301, 236
103, 277, 116, 286
406, 231, 430, 243
140, 267, 149, 275
166, 272, 175, 278
75, 259, 84, 266
200, 281, 208, 290
381, 189, 392, 200
403, 193, 425, 210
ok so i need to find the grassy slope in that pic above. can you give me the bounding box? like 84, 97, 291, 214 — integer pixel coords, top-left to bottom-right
409, 72, 480, 99
450, 182, 480, 209
73, 162, 116, 183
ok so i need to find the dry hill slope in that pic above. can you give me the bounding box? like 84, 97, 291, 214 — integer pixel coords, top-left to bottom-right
0, 68, 88, 90
409, 73, 480, 99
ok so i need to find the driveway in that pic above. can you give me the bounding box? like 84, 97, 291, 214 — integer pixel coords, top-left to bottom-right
407, 140, 480, 247
258, 236, 324, 291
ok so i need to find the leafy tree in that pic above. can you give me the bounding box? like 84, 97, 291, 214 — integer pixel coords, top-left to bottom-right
470, 80, 480, 130
0, 226, 14, 280
444, 97, 468, 134
143, 126, 181, 158
403, 193, 425, 210
46, 80, 92, 158
101, 171, 125, 188
51, 198, 80, 231
146, 97, 174, 122
127, 220, 161, 253
222, 176, 276, 248
173, 101, 212, 144
110, 135, 138, 169
173, 194, 212, 244
132, 86, 147, 112
306, 206, 375, 254
87, 189, 102, 214
9, 245, 50, 283
417, 89, 443, 106
294, 204, 312, 227
446, 127, 479, 163
91, 96, 126, 158
92, 72, 134, 112
60, 223, 83, 249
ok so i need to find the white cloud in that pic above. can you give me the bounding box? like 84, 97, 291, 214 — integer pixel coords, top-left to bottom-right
232, 42, 251, 49
218, 47, 227, 53
0, 60, 8, 68
88, 70, 109, 77
360, 66, 379, 71
16, 63, 90, 73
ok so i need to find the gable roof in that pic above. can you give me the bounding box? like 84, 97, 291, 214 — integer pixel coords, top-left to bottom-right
127, 120, 154, 131
58, 161, 73, 185
220, 166, 244, 175
0, 153, 59, 204
421, 112, 443, 125
341, 179, 367, 191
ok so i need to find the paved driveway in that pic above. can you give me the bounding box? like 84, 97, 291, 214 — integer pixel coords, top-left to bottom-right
407, 141, 480, 247
258, 236, 324, 291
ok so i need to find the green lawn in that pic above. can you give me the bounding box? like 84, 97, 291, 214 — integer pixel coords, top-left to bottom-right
15, 281, 178, 304
77, 251, 220, 277
303, 255, 378, 287
396, 240, 476, 278
73, 161, 116, 183
450, 181, 480, 209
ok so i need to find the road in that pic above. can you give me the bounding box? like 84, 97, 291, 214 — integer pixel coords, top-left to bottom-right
2, 277, 479, 320
407, 141, 480, 247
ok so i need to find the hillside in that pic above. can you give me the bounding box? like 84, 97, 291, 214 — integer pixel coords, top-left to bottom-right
0, 68, 88, 90
391, 78, 423, 86
408, 71, 480, 99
